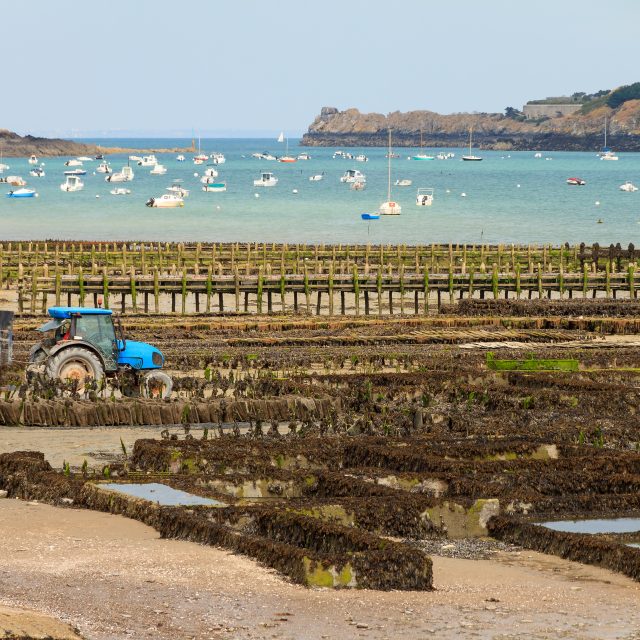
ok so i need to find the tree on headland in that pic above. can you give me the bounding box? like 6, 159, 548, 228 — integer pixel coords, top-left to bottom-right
607, 83, 640, 109
504, 106, 524, 120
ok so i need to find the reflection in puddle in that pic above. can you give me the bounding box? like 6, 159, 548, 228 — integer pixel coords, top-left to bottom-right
538, 518, 640, 534
101, 483, 226, 507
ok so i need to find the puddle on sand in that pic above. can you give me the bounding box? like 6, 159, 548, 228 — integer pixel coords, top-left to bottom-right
100, 483, 226, 507
538, 518, 640, 535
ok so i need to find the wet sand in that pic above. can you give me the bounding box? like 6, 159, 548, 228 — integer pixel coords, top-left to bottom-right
0, 499, 639, 640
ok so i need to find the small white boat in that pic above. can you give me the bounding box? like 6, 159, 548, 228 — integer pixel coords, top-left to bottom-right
28, 155, 38, 165
340, 169, 366, 183
202, 167, 219, 178
145, 193, 184, 208
251, 152, 263, 159
416, 187, 434, 206
534, 152, 543, 158
254, 171, 278, 187
96, 161, 112, 174
0, 163, 9, 172
193, 153, 208, 165
64, 168, 87, 176
333, 150, 346, 159
202, 182, 227, 192
176, 155, 186, 162
64, 159, 83, 167
105, 165, 134, 183
138, 155, 158, 167
76, 156, 93, 162
150, 164, 167, 175
60, 175, 84, 192
4, 176, 27, 186
379, 130, 401, 216
566, 177, 586, 186
351, 179, 366, 191
297, 153, 310, 160
461, 126, 483, 161
110, 187, 131, 195
166, 181, 189, 198
309, 173, 324, 181
6, 188, 37, 198
29, 167, 45, 177
260, 152, 277, 161
129, 155, 143, 162
355, 154, 368, 162
211, 152, 226, 164
619, 181, 638, 192
395, 179, 412, 187
601, 151, 619, 161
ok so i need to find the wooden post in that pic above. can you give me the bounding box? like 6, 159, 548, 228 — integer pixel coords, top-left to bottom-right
154, 268, 160, 313
181, 270, 187, 315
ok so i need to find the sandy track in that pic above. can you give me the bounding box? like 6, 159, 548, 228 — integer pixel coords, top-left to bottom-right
0, 500, 639, 640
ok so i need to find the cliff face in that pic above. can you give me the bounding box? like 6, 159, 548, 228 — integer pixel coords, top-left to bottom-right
302, 102, 640, 150
0, 130, 108, 157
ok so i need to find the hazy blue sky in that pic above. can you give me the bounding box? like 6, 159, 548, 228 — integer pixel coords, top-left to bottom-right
3, 0, 639, 137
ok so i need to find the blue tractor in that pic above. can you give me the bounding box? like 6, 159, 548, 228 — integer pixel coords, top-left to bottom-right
27, 307, 172, 397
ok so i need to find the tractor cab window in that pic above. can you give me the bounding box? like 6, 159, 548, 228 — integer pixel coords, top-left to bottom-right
73, 315, 117, 360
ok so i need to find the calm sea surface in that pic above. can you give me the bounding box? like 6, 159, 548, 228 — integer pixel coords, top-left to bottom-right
1, 137, 639, 244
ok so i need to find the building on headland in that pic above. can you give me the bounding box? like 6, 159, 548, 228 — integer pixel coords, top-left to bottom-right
522, 103, 582, 119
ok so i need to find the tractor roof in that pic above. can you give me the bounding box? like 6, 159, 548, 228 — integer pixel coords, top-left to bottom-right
48, 307, 113, 319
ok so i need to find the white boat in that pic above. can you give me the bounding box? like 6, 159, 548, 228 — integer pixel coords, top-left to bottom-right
29, 167, 45, 177
416, 187, 434, 206
355, 154, 368, 162
394, 179, 412, 187
260, 152, 277, 161
64, 159, 83, 167
412, 130, 434, 160
461, 126, 483, 161
333, 150, 346, 158
110, 187, 131, 195
105, 165, 134, 183
166, 181, 189, 198
202, 182, 227, 192
277, 131, 297, 163
28, 155, 38, 165
64, 168, 86, 176
6, 188, 37, 198
150, 164, 167, 175
145, 193, 184, 208
129, 155, 143, 162
619, 181, 638, 192
0, 163, 9, 173
340, 169, 366, 183
534, 152, 543, 158
138, 155, 158, 167
351, 179, 366, 191
202, 167, 219, 178
3, 176, 27, 186
60, 175, 84, 192
76, 156, 93, 162
176, 155, 186, 162
379, 130, 401, 216
309, 173, 324, 181
297, 153, 310, 160
253, 171, 278, 187
251, 152, 263, 159
211, 152, 226, 164
201, 175, 221, 184
96, 161, 112, 174
599, 116, 619, 160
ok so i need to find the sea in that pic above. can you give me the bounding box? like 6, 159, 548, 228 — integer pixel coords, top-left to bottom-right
1, 138, 639, 245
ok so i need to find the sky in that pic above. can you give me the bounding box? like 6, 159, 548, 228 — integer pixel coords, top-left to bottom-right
3, 0, 640, 138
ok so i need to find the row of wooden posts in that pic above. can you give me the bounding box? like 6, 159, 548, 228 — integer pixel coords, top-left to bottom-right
1, 241, 636, 282
16, 261, 640, 316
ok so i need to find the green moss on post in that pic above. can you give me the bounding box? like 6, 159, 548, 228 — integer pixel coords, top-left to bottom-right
515, 263, 521, 299
448, 265, 454, 303
492, 263, 499, 300
130, 271, 137, 312
153, 268, 160, 313
537, 263, 543, 299
352, 264, 360, 316
605, 262, 611, 298
583, 263, 589, 299
102, 271, 109, 309
629, 263, 635, 299
206, 266, 212, 313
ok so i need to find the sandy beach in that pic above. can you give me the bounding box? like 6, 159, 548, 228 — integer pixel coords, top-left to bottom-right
0, 499, 638, 640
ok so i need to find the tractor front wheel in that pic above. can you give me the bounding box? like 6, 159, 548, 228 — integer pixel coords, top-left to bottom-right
141, 371, 173, 399
46, 347, 104, 387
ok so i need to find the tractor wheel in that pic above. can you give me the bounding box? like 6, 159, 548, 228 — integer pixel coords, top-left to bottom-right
46, 347, 104, 386
141, 371, 173, 399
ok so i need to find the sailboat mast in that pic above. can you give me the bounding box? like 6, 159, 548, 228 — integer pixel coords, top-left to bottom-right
604, 115, 607, 149
469, 126, 473, 155
388, 129, 392, 201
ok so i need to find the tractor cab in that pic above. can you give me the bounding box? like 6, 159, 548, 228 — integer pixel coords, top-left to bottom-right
28, 307, 171, 396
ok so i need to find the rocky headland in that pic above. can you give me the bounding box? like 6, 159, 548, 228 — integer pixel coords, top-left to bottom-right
0, 129, 189, 157
302, 101, 640, 151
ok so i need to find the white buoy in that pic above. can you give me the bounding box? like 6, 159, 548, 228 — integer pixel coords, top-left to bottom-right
292, 189, 298, 194
595, 201, 600, 206
517, 184, 521, 188
194, 172, 198, 177
445, 189, 451, 193
35, 193, 39, 198
95, 194, 100, 198
254, 193, 260, 198
461, 192, 466, 197
216, 205, 221, 209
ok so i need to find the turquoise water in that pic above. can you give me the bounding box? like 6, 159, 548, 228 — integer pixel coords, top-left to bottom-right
539, 518, 640, 534
2, 137, 640, 243
101, 482, 226, 506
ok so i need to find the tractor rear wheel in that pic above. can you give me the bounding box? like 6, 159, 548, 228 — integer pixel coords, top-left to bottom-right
141, 371, 173, 399
46, 347, 104, 386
